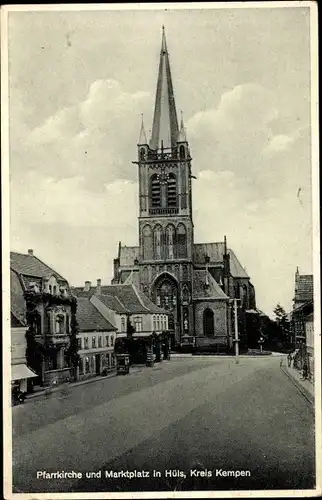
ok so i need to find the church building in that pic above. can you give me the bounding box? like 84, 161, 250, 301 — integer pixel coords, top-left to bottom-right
112, 28, 258, 352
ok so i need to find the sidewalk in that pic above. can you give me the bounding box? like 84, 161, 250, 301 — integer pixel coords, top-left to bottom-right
280, 357, 314, 405
24, 366, 144, 403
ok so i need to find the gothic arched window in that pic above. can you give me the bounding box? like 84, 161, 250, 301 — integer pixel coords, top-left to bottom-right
153, 225, 163, 260
203, 308, 214, 337
167, 173, 177, 207
176, 223, 187, 258
150, 174, 161, 208
165, 224, 175, 259
179, 145, 186, 159
142, 225, 153, 260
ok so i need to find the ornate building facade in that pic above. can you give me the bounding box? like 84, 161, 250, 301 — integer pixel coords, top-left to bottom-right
112, 29, 258, 351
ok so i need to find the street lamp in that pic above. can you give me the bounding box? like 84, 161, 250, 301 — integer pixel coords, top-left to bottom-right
258, 336, 264, 354
229, 298, 241, 359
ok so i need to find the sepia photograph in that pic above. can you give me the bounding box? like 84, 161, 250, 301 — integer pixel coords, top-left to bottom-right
1, 2, 320, 498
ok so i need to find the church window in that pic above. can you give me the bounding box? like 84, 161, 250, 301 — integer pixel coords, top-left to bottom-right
142, 225, 153, 260
153, 225, 163, 260
176, 223, 187, 258
150, 174, 161, 207
179, 145, 186, 159
167, 173, 177, 207
203, 308, 215, 337
183, 264, 188, 281
165, 225, 175, 259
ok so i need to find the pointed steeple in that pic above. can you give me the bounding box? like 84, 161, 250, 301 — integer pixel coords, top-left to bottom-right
150, 27, 179, 150
177, 111, 187, 142
138, 114, 148, 145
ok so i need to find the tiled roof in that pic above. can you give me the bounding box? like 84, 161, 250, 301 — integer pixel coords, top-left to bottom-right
119, 246, 139, 267
73, 284, 167, 315
134, 287, 168, 314
95, 294, 128, 314
10, 252, 67, 282
193, 270, 228, 300
10, 270, 27, 326
101, 285, 166, 314
123, 270, 141, 287
76, 298, 116, 332
294, 274, 314, 303
194, 243, 249, 279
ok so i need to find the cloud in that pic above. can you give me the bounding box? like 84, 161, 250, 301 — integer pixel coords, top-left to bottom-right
11, 79, 152, 191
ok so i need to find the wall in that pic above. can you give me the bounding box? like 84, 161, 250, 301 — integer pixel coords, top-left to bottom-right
11, 326, 27, 365
194, 300, 228, 339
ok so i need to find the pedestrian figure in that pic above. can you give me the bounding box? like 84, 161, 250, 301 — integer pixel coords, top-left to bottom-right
287, 353, 292, 367
302, 362, 308, 380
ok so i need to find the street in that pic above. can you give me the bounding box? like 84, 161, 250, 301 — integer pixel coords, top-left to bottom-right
12, 356, 315, 493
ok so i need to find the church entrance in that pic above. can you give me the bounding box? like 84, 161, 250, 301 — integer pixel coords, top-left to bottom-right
203, 308, 214, 337
152, 273, 180, 346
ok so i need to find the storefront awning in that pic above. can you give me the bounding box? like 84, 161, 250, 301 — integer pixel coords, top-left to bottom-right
11, 364, 37, 381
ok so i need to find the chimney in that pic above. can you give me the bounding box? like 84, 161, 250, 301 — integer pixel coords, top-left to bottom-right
28, 249, 33, 256
84, 281, 91, 292
96, 278, 102, 295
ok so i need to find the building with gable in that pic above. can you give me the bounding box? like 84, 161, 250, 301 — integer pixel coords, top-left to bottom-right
72, 281, 169, 362
111, 28, 258, 352
10, 249, 78, 387
291, 267, 314, 373
76, 297, 117, 379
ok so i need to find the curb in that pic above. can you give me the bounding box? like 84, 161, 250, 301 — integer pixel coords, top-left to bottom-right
280, 362, 314, 407
24, 370, 118, 403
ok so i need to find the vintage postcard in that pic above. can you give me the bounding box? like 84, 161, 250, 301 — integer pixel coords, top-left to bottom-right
1, 2, 320, 498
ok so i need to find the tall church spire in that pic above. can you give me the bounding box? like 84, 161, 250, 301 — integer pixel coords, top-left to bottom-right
149, 27, 179, 150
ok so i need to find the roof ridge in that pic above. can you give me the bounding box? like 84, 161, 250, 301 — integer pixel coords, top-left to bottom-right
32, 254, 67, 281
131, 284, 150, 312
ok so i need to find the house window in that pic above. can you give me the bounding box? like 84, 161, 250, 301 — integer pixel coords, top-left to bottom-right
92, 336, 96, 348
106, 335, 110, 347
156, 315, 160, 331
55, 314, 65, 334
98, 336, 102, 348
84, 337, 89, 349
66, 314, 70, 334
134, 317, 142, 332
53, 285, 57, 295
49, 285, 52, 294
121, 318, 126, 332
77, 338, 82, 349
153, 315, 156, 331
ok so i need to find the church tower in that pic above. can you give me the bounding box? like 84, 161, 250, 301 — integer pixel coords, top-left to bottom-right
135, 27, 194, 344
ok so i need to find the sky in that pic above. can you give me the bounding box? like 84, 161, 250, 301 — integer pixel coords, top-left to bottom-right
7, 4, 314, 316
